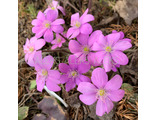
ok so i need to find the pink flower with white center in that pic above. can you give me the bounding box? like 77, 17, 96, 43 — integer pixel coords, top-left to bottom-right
31, 10, 65, 42
33, 51, 61, 92
44, 0, 66, 16
67, 8, 94, 39
23, 37, 45, 67
51, 33, 66, 49
69, 30, 103, 66
92, 32, 132, 72
77, 68, 125, 116
59, 55, 91, 92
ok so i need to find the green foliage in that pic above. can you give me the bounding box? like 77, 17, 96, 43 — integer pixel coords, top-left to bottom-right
121, 83, 133, 93
29, 80, 36, 90
27, 4, 37, 18
18, 106, 29, 120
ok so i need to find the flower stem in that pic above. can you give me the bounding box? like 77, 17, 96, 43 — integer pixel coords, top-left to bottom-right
59, 33, 70, 42
42, 49, 71, 54
44, 86, 68, 108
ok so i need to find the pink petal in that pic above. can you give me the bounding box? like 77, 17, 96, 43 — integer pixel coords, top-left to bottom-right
104, 74, 123, 91
119, 31, 124, 39
51, 25, 64, 33
30, 37, 37, 45
52, 0, 58, 8
71, 13, 79, 23
111, 51, 128, 65
87, 52, 102, 66
68, 55, 79, 70
79, 93, 97, 105
80, 14, 94, 24
44, 30, 53, 42
32, 26, 42, 33
77, 82, 97, 94
78, 61, 90, 73
106, 33, 120, 46
113, 40, 132, 51
59, 63, 70, 73
57, 6, 66, 15
31, 19, 42, 26
35, 28, 47, 38
35, 39, 46, 50
79, 8, 89, 21
88, 30, 102, 47
34, 51, 43, 67
96, 99, 106, 116
69, 29, 80, 39
75, 78, 81, 85
79, 75, 91, 82
105, 97, 114, 114
74, 52, 83, 58
80, 23, 93, 35
47, 76, 60, 84
77, 53, 87, 63
25, 53, 29, 62
122, 38, 131, 42
37, 11, 46, 21
103, 53, 112, 72
67, 27, 74, 38
46, 79, 61, 92
65, 80, 76, 91
97, 34, 107, 47
59, 74, 69, 84
76, 34, 89, 45
51, 44, 58, 49
108, 89, 125, 102
112, 30, 117, 33
91, 68, 108, 89
48, 70, 60, 80
52, 19, 65, 25
92, 42, 103, 51
69, 40, 81, 53
94, 51, 106, 64
46, 10, 57, 22
42, 55, 54, 70
27, 51, 36, 67
36, 80, 45, 92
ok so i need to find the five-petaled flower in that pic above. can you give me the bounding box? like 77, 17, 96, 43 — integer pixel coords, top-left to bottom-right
67, 8, 94, 39
92, 31, 132, 72
32, 10, 65, 42
44, 0, 66, 16
23, 37, 45, 66
34, 51, 61, 92
59, 55, 91, 91
69, 30, 102, 66
51, 33, 66, 49
77, 68, 125, 116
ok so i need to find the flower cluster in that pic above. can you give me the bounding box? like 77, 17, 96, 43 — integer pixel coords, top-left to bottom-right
23, 0, 132, 116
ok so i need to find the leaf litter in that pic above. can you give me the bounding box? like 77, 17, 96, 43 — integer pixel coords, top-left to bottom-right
18, 0, 138, 119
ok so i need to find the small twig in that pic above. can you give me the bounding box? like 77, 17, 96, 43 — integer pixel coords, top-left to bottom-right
74, 107, 80, 120
117, 68, 122, 78
88, 0, 92, 14
59, 33, 69, 42
79, 0, 82, 12
67, 1, 82, 14
42, 49, 71, 54
26, 86, 39, 104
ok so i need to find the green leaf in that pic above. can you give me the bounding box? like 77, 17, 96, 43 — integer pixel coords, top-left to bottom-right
29, 80, 36, 90
121, 83, 133, 93
18, 106, 29, 120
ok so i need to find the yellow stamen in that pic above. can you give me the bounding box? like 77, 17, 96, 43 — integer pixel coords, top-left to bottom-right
42, 70, 48, 76
83, 47, 89, 52
57, 38, 61, 43
75, 21, 81, 28
51, 7, 55, 10
105, 46, 112, 52
29, 47, 34, 52
45, 23, 50, 28
98, 90, 105, 96
71, 71, 77, 77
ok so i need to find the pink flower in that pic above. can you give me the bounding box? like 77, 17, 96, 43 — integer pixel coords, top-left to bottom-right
33, 51, 61, 92
77, 68, 125, 116
51, 33, 66, 49
23, 37, 45, 66
92, 32, 132, 72
59, 55, 91, 91
32, 10, 65, 42
44, 0, 66, 16
67, 8, 94, 39
69, 30, 102, 66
